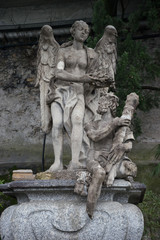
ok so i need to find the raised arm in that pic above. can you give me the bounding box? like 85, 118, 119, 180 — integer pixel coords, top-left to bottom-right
86, 117, 130, 142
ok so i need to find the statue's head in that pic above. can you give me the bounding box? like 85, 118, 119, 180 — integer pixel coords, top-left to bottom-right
104, 25, 117, 46
39, 25, 55, 45
105, 25, 117, 39
120, 160, 137, 178
70, 20, 90, 42
97, 91, 119, 117
40, 25, 53, 38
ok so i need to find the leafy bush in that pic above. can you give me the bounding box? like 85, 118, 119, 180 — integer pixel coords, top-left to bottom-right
87, 0, 160, 136
152, 144, 160, 176
0, 180, 4, 210
0, 172, 17, 215
139, 190, 160, 240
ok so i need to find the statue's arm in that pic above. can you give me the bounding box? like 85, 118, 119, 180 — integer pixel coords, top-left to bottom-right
114, 141, 133, 152
124, 141, 132, 152
56, 68, 92, 83
86, 118, 130, 142
55, 49, 92, 83
86, 118, 118, 142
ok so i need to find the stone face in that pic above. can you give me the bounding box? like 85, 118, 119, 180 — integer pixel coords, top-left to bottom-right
0, 179, 145, 240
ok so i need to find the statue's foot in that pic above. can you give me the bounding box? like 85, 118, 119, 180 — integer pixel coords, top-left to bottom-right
105, 163, 113, 173
67, 161, 85, 170
74, 182, 85, 196
105, 177, 114, 187
46, 163, 63, 173
86, 201, 95, 219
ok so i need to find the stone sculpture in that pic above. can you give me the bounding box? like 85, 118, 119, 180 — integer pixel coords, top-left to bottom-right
36, 21, 117, 171
0, 20, 145, 240
0, 180, 145, 240
35, 20, 140, 215
84, 91, 139, 217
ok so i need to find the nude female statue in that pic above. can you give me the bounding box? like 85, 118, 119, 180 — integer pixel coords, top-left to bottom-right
49, 21, 93, 171
36, 22, 117, 172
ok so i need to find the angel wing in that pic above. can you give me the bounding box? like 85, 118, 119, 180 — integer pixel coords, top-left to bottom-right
36, 25, 60, 133
88, 25, 117, 89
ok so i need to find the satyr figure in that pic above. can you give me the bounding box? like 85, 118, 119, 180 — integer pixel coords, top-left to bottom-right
84, 91, 139, 217
36, 21, 117, 171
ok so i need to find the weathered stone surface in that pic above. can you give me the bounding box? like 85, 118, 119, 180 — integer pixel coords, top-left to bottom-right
0, 179, 145, 240
35, 170, 85, 180
0, 179, 146, 204
123, 203, 144, 240
12, 169, 35, 181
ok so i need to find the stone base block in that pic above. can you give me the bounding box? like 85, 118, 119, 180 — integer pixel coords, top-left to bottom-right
1, 201, 143, 240
0, 179, 145, 240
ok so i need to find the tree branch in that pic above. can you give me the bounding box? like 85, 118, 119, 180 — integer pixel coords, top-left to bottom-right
117, 85, 160, 92
141, 86, 160, 91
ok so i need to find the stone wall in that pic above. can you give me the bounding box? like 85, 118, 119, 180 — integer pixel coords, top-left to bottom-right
0, 46, 39, 145
0, 46, 50, 172
136, 37, 160, 145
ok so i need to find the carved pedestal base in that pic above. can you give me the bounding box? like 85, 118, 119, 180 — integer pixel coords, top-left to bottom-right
0, 179, 145, 240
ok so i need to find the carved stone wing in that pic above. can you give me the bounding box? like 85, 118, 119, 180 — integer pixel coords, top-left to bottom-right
88, 25, 117, 89
36, 25, 60, 133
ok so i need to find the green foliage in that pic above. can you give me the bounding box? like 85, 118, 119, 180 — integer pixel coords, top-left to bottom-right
131, 114, 142, 138
153, 163, 160, 176
87, 0, 160, 136
92, 0, 107, 35
152, 144, 160, 176
116, 34, 160, 114
139, 190, 160, 239
127, 0, 160, 33
0, 170, 17, 214
0, 180, 5, 209
153, 144, 160, 160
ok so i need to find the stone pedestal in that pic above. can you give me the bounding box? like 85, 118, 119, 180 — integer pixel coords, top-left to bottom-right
0, 179, 145, 240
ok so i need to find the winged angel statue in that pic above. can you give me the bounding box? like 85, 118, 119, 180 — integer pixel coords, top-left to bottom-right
36, 21, 117, 172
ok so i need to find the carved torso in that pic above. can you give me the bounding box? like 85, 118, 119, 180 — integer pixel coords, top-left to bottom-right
90, 119, 114, 153
55, 46, 88, 95
63, 46, 88, 76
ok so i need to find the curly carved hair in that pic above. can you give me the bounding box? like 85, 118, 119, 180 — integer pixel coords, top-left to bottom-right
97, 91, 119, 115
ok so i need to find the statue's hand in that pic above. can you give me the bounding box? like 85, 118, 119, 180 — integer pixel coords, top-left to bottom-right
107, 143, 125, 165
35, 81, 39, 88
80, 74, 93, 83
114, 117, 131, 127
88, 76, 113, 88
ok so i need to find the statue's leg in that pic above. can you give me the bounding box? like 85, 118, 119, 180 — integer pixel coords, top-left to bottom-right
105, 164, 117, 187
40, 81, 52, 133
86, 163, 106, 218
69, 99, 85, 169
47, 102, 63, 172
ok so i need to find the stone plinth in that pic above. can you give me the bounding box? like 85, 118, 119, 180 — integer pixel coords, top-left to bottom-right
0, 179, 145, 240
